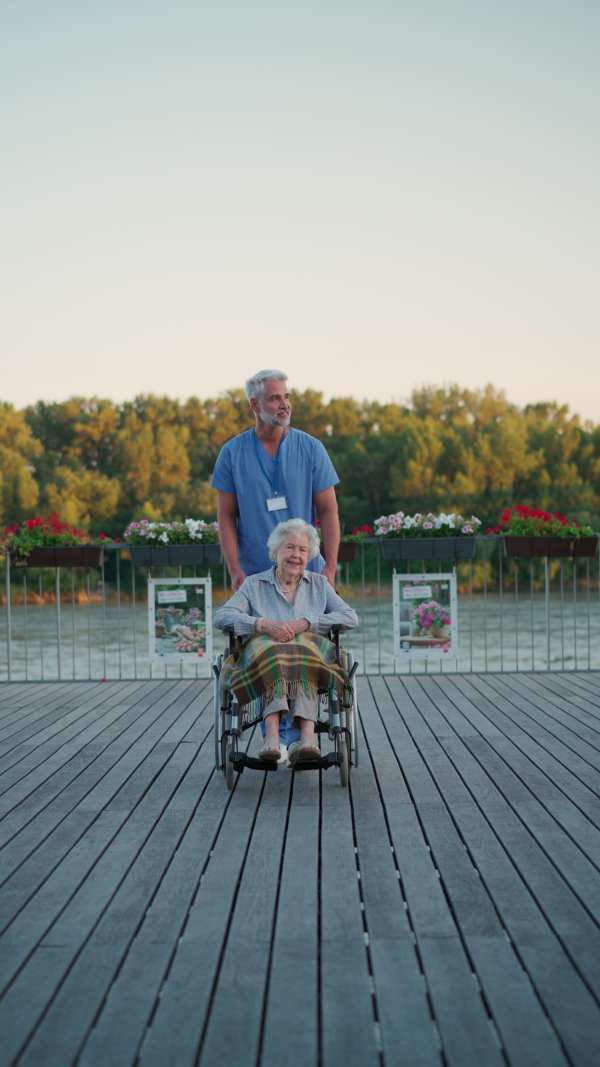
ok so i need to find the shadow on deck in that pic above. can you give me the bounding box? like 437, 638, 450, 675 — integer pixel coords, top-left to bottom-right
1, 672, 600, 1066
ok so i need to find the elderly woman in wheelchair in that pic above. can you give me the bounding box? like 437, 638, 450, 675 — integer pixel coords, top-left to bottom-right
213, 518, 358, 775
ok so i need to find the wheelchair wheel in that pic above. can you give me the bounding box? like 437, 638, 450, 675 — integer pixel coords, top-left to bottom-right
345, 652, 359, 769
214, 655, 223, 772
339, 731, 349, 787
225, 740, 235, 791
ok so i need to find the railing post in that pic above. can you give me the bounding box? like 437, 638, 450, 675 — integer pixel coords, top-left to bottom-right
545, 556, 551, 671
514, 559, 519, 672
55, 566, 62, 680
23, 568, 28, 681
39, 570, 44, 680
530, 560, 535, 670
498, 543, 503, 671
132, 560, 137, 678
376, 544, 382, 674
116, 548, 122, 679
482, 540, 488, 671
71, 567, 77, 680
586, 559, 591, 670
101, 555, 107, 679
468, 558, 473, 672
361, 543, 366, 674
5, 553, 12, 682
86, 568, 92, 678
573, 558, 578, 670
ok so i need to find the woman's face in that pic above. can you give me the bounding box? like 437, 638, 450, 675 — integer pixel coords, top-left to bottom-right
274, 532, 310, 577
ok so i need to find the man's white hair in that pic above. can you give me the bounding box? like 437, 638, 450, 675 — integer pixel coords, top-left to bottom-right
267, 519, 320, 562
245, 369, 288, 402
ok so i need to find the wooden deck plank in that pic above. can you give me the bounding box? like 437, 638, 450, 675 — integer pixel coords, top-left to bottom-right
0, 681, 85, 720
15, 740, 217, 1067
514, 673, 600, 726
474, 674, 600, 774
260, 769, 320, 1067
550, 672, 600, 704
138, 738, 265, 1067
383, 676, 600, 1066
350, 709, 444, 1067
320, 765, 380, 1067
367, 678, 568, 1067
197, 766, 293, 1066
0, 693, 212, 942
0, 692, 208, 983
427, 677, 600, 920
1, 674, 600, 1067
0, 681, 122, 758
0, 682, 102, 743
0, 680, 165, 805
449, 674, 600, 820
0, 681, 187, 860
0, 738, 203, 1063
0, 683, 60, 718
0, 683, 210, 891
523, 669, 600, 709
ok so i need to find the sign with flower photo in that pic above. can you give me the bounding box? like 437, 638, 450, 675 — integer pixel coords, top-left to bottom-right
148, 577, 212, 672
392, 573, 458, 664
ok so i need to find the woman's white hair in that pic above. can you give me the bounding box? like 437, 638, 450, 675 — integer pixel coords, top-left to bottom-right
267, 519, 320, 561
245, 369, 288, 402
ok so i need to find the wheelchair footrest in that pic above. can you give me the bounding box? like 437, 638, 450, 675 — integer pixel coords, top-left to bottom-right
229, 752, 279, 773
294, 751, 343, 772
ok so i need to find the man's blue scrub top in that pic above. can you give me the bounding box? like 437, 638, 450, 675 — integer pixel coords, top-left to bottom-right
210, 428, 339, 576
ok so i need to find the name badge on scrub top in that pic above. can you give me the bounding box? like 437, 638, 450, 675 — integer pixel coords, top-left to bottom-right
267, 496, 288, 512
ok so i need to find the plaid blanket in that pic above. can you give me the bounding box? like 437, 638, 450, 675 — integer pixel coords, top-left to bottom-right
219, 631, 345, 709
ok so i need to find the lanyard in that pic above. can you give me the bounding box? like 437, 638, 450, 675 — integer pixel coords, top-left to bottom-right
253, 428, 288, 496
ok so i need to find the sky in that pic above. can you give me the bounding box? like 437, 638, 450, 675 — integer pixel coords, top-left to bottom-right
1, 0, 599, 421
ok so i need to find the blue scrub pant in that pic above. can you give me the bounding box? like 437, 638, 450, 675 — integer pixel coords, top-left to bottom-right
259, 711, 301, 745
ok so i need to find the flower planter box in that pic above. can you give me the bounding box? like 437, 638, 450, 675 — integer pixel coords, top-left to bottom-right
10, 546, 104, 568
128, 544, 222, 567
320, 542, 359, 563
337, 542, 359, 563
503, 535, 598, 559
379, 537, 477, 561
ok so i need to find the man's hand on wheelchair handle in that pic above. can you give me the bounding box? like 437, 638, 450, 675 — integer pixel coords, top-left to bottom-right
321, 563, 336, 587
231, 568, 246, 593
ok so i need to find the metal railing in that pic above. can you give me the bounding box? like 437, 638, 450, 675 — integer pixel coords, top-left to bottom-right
1, 539, 599, 681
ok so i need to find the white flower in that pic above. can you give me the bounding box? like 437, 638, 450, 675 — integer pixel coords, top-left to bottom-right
160, 531, 169, 543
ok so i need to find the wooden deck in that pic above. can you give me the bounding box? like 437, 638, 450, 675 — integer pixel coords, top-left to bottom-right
1, 673, 600, 1067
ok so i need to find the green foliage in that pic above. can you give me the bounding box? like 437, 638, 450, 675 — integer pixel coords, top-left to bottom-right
0, 384, 593, 540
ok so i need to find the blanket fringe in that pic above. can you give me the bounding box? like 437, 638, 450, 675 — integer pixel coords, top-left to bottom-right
240, 677, 341, 711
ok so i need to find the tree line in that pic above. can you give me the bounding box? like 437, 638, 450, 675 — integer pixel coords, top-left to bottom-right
1, 384, 599, 538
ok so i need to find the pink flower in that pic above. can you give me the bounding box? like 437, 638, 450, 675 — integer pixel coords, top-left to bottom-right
423, 522, 433, 530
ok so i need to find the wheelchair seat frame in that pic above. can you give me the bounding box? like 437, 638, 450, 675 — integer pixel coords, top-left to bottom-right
212, 627, 359, 789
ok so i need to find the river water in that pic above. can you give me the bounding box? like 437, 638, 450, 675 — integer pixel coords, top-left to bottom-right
2, 589, 599, 681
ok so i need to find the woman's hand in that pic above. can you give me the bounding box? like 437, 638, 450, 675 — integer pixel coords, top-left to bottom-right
260, 619, 297, 642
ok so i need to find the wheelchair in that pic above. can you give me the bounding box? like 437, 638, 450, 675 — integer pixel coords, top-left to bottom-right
212, 626, 359, 789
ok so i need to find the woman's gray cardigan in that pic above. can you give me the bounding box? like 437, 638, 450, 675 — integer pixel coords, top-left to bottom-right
213, 566, 358, 637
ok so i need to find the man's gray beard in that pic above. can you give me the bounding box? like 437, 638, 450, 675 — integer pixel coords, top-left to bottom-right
260, 408, 291, 428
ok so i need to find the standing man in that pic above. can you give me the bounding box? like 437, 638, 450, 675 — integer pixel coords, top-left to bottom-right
211, 369, 340, 591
